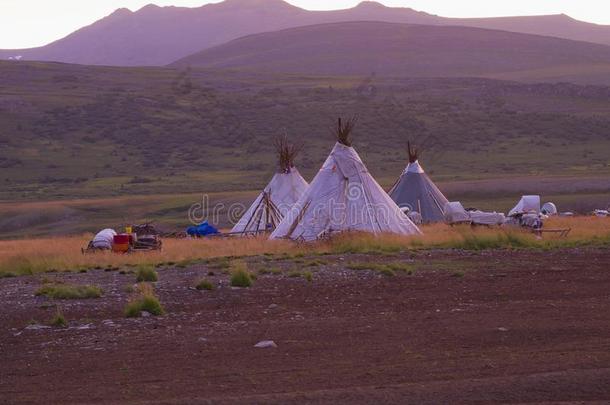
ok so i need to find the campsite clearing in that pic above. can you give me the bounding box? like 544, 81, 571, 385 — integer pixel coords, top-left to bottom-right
1, 247, 609, 403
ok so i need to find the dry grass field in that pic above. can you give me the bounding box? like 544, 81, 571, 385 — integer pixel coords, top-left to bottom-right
1, 217, 608, 278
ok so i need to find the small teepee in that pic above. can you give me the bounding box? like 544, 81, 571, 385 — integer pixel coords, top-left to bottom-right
389, 142, 449, 223
231, 135, 308, 235
270, 118, 421, 241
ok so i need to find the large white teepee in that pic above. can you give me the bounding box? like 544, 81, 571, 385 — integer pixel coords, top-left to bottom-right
231, 137, 308, 235
389, 142, 449, 223
271, 119, 421, 241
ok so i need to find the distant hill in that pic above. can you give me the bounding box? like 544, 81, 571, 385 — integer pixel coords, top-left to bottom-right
1, 0, 610, 66
1, 60, 609, 202
172, 22, 610, 84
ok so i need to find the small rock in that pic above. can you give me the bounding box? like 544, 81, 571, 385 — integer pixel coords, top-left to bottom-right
254, 340, 277, 348
198, 337, 208, 343
268, 303, 278, 309
141, 311, 151, 318
25, 324, 51, 331
497, 327, 509, 332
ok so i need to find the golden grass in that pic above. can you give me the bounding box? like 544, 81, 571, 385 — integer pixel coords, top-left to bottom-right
0, 217, 607, 276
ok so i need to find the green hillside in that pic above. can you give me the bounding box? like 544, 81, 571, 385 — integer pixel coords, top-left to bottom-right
1, 60, 610, 202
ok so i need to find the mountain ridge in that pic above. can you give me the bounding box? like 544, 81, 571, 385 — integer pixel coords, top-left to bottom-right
1, 0, 609, 66
171, 21, 610, 85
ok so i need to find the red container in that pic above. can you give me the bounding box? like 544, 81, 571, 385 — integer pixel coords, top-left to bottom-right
113, 234, 130, 253
113, 234, 130, 244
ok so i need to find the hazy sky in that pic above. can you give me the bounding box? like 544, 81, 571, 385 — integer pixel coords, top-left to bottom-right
1, 0, 609, 49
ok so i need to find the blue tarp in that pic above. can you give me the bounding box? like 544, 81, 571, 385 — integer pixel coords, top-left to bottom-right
186, 221, 219, 237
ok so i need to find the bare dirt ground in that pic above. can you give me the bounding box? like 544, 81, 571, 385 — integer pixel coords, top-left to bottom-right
1, 248, 609, 404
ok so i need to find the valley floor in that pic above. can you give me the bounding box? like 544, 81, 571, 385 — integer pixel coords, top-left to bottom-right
1, 248, 609, 404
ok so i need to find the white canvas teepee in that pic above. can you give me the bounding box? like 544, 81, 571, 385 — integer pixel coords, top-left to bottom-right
271, 119, 421, 241
389, 142, 449, 223
231, 137, 308, 235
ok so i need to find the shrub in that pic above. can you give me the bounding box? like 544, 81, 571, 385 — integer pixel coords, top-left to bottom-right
196, 279, 214, 291
304, 259, 325, 267
230, 262, 252, 287
452, 271, 465, 278
347, 262, 408, 276
35, 284, 103, 299
176, 260, 191, 268
304, 271, 313, 282
258, 266, 282, 275
0, 271, 16, 278
124, 283, 165, 317
288, 270, 302, 278
386, 262, 414, 274
346, 262, 373, 271
379, 268, 396, 277
135, 265, 158, 282
209, 257, 231, 269
49, 308, 67, 327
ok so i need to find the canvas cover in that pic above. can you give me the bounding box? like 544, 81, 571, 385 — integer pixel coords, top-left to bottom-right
270, 143, 421, 241
508, 195, 541, 217
469, 210, 506, 226
389, 160, 449, 223
541, 202, 558, 215
444, 202, 471, 224
92, 228, 117, 249
231, 169, 308, 235
407, 211, 423, 225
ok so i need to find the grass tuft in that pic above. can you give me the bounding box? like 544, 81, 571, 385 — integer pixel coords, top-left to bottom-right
195, 279, 214, 291
379, 268, 396, 277
49, 308, 67, 327
347, 261, 412, 276
135, 265, 158, 282
230, 261, 253, 287
35, 284, 103, 299
124, 283, 165, 317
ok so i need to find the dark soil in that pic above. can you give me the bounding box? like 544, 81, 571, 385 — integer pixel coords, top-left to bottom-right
1, 248, 609, 404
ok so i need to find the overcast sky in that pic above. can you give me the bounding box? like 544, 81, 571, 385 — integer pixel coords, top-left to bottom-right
1, 0, 609, 49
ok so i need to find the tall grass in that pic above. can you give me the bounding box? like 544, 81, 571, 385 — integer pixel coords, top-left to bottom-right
0, 217, 607, 276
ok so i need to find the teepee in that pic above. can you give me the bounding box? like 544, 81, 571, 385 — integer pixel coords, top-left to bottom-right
389, 142, 449, 223
231, 135, 308, 235
270, 118, 421, 241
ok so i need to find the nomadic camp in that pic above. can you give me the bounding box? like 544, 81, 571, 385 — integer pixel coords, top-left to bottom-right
231, 135, 309, 235
270, 118, 422, 241
389, 142, 449, 223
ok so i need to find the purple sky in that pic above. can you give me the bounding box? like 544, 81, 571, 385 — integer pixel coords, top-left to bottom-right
1, 0, 609, 49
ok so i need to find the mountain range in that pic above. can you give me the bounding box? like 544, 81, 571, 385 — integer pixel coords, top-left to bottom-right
1, 0, 610, 67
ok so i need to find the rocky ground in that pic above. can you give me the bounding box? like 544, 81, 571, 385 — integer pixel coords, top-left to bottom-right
1, 248, 609, 404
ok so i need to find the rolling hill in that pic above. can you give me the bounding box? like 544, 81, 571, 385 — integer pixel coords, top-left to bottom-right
172, 22, 610, 84
1, 0, 609, 66
1, 60, 609, 203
